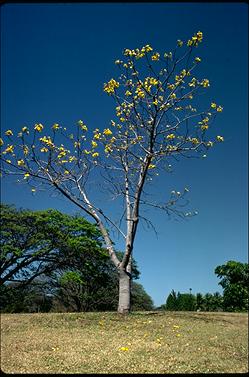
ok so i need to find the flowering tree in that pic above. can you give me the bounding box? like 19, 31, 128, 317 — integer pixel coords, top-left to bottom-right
0, 31, 224, 313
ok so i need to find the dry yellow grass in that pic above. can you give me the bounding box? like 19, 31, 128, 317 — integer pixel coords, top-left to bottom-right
1, 311, 248, 373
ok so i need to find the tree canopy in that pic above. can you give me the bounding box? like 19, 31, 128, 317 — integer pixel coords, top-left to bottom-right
215, 261, 248, 312
0, 203, 104, 286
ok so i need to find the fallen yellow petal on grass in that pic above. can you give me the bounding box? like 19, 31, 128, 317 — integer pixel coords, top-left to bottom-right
119, 347, 129, 351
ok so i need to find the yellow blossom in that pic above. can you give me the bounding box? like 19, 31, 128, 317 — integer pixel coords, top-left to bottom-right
177, 39, 183, 47
206, 141, 213, 147
94, 133, 101, 140
64, 170, 70, 175
22, 126, 29, 134
23, 146, 29, 155
167, 134, 175, 140
191, 138, 199, 145
40, 147, 48, 153
151, 52, 160, 61
52, 123, 60, 130
202, 79, 210, 88
91, 141, 98, 148
0, 138, 4, 146
216, 135, 224, 142
92, 152, 99, 158
31, 188, 36, 192
195, 57, 201, 63
5, 130, 13, 136
81, 124, 88, 131
17, 159, 25, 166
167, 83, 175, 90
148, 164, 156, 169
125, 90, 132, 96
211, 102, 217, 108
201, 124, 209, 131
3, 145, 14, 154
34, 123, 44, 132
24, 173, 30, 179
84, 149, 91, 155
103, 128, 113, 136
69, 156, 77, 162
217, 106, 223, 112
119, 347, 129, 351
103, 78, 120, 94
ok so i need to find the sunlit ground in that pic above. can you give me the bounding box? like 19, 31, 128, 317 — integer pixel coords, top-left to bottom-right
1, 311, 248, 373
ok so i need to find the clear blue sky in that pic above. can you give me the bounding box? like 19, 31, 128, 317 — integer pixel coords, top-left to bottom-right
1, 3, 248, 307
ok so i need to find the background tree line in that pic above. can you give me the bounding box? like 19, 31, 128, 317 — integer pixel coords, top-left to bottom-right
1, 204, 247, 313
0, 204, 154, 313
161, 260, 248, 312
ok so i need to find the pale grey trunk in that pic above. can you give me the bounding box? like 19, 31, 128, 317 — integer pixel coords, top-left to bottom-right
118, 268, 131, 314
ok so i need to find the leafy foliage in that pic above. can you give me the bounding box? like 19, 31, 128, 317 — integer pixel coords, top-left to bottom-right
215, 261, 248, 312
163, 290, 223, 312
0, 203, 104, 286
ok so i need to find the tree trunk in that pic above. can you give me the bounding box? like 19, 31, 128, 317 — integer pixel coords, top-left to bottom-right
118, 268, 131, 314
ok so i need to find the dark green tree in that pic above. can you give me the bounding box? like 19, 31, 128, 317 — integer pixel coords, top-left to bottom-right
52, 251, 140, 312
177, 293, 196, 311
131, 282, 154, 311
0, 204, 104, 286
165, 290, 178, 311
215, 261, 248, 312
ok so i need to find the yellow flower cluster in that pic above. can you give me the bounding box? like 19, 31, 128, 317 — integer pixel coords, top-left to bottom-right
23, 145, 29, 155
2, 145, 14, 154
0, 138, 4, 146
135, 86, 145, 98
201, 124, 209, 131
77, 120, 88, 131
216, 135, 224, 142
52, 123, 60, 130
206, 141, 213, 147
148, 164, 156, 169
151, 52, 160, 61
93, 132, 101, 140
189, 77, 197, 87
103, 128, 112, 136
34, 123, 44, 132
187, 31, 203, 47
143, 77, 159, 93
123, 44, 153, 59
17, 159, 25, 166
39, 136, 54, 148
201, 79, 210, 88
191, 138, 199, 145
5, 130, 13, 136
167, 134, 175, 140
103, 79, 120, 94
91, 141, 98, 148
175, 69, 188, 83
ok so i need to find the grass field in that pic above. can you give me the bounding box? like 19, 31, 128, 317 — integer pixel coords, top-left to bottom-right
1, 311, 248, 374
